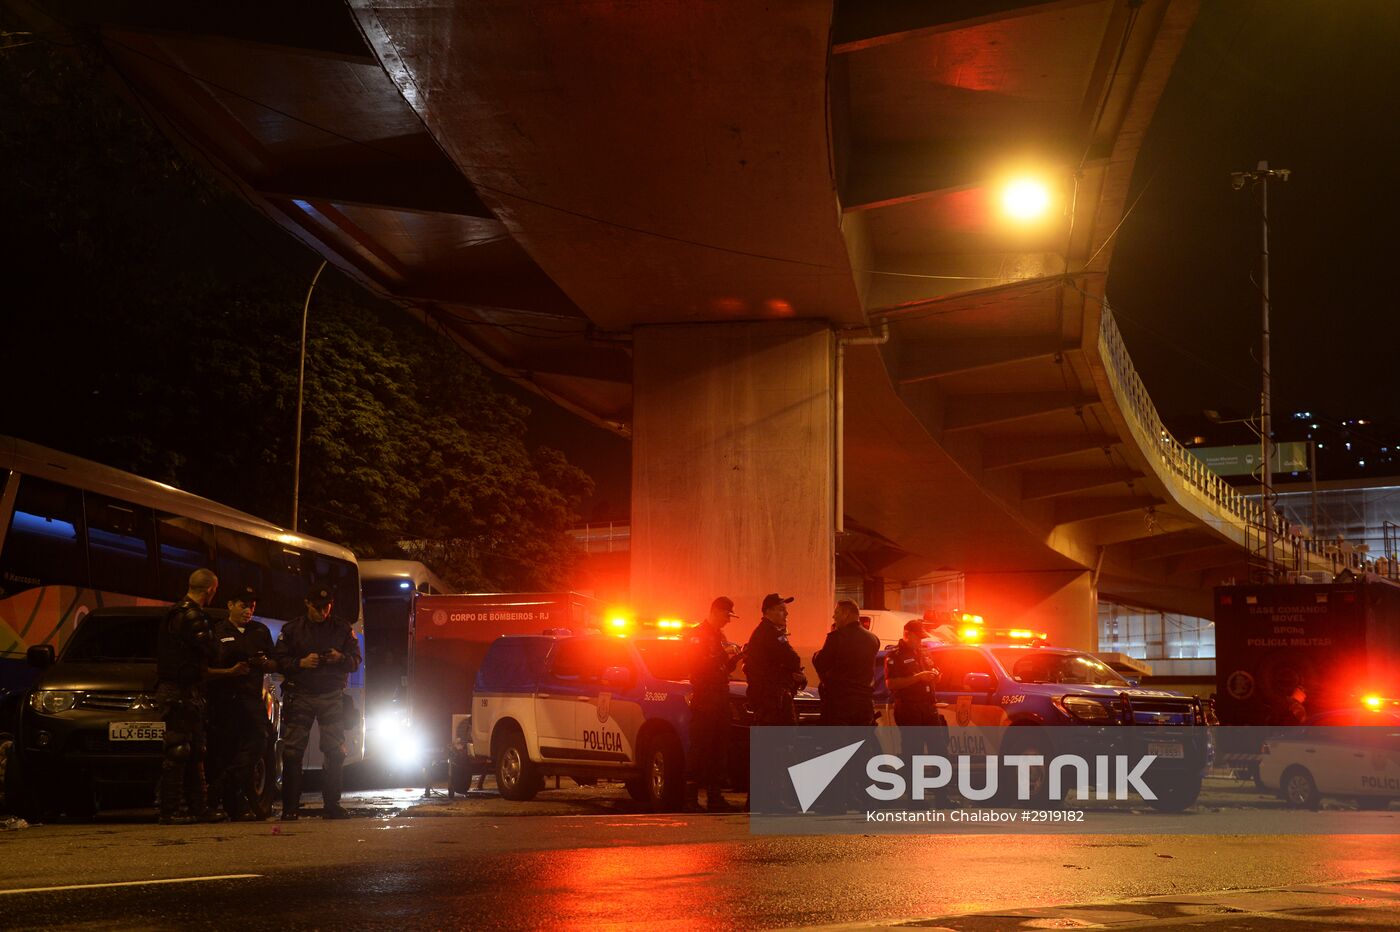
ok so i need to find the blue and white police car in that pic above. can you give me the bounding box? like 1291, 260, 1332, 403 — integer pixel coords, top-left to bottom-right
875, 627, 1211, 810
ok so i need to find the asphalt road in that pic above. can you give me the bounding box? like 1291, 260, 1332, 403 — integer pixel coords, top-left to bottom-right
1, 781, 1397, 930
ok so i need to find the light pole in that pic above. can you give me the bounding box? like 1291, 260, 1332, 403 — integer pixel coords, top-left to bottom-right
1231, 162, 1289, 579
291, 260, 328, 532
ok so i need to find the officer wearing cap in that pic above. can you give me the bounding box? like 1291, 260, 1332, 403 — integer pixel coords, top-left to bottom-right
274, 584, 361, 820
688, 596, 742, 811
743, 594, 807, 726
206, 585, 277, 820
885, 619, 941, 726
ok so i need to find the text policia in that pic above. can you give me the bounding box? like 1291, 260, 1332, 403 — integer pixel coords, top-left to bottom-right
865, 753, 1160, 803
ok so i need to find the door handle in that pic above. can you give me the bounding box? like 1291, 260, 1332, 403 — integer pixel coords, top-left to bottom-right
576, 696, 592, 701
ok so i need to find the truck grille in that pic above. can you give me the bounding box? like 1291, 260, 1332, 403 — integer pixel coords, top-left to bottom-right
1122, 696, 1199, 726
78, 693, 142, 711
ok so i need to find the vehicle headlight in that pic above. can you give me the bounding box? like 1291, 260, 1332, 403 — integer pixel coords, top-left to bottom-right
29, 690, 80, 714
1055, 695, 1112, 723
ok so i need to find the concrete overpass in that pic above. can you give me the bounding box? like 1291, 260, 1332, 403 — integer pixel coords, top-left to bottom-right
33, 0, 1349, 654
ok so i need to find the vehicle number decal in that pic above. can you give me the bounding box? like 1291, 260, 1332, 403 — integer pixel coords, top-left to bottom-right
1001, 695, 1026, 706
644, 690, 668, 702
581, 729, 625, 752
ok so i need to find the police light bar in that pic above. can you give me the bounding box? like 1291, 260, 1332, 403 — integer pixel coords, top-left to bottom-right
655, 618, 685, 630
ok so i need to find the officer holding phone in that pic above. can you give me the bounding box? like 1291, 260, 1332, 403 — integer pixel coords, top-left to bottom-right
206, 585, 277, 820
274, 584, 361, 820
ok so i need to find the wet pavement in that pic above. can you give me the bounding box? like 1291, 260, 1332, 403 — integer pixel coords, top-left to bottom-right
0, 776, 1396, 929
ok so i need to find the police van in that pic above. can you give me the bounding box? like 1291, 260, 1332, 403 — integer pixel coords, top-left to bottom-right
875, 627, 1211, 810
468, 632, 702, 811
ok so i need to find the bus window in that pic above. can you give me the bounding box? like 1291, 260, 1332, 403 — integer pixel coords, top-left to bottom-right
156, 514, 215, 600
86, 494, 156, 598
0, 476, 86, 593
214, 528, 266, 605
311, 554, 360, 622
258, 543, 307, 622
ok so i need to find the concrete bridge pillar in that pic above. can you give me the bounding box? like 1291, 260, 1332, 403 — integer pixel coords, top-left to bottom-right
963, 569, 1098, 650
630, 320, 835, 662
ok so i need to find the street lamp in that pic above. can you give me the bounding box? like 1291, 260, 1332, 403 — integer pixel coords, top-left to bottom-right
999, 176, 1053, 222
291, 259, 328, 532
1231, 161, 1289, 579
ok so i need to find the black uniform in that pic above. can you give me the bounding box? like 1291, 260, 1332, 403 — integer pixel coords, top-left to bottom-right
206, 617, 274, 818
813, 624, 880, 725
743, 619, 805, 726
689, 622, 739, 795
275, 614, 361, 815
884, 640, 941, 726
155, 597, 218, 820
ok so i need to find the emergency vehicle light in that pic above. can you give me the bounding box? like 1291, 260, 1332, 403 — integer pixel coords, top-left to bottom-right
959, 613, 984, 625
959, 626, 982, 641
656, 618, 685, 630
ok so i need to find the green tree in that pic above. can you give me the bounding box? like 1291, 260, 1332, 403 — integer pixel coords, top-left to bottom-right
0, 27, 592, 591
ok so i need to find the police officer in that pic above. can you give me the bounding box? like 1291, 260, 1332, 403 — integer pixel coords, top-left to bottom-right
813, 600, 879, 725
155, 568, 222, 824
884, 619, 941, 726
689, 596, 742, 811
206, 586, 276, 821
743, 594, 806, 726
275, 585, 361, 820
885, 619, 947, 805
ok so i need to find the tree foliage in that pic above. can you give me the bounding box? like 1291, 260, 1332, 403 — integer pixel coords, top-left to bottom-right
0, 29, 592, 591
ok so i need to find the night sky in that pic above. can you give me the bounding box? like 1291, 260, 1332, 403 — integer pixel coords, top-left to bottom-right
1109, 0, 1400, 428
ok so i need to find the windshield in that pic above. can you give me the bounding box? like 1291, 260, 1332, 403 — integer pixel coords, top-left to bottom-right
63, 614, 159, 662
633, 639, 692, 682
992, 649, 1127, 687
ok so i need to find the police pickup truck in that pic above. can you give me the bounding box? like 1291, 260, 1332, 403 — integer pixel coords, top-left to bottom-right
468, 631, 819, 811
875, 633, 1210, 810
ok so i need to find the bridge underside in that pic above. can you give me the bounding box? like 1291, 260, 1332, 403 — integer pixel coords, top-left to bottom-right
31, 0, 1287, 650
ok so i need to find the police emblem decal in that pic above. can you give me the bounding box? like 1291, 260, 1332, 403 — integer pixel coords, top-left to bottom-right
596, 692, 611, 723
956, 695, 973, 726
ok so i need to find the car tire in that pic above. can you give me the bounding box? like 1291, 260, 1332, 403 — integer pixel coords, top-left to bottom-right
1280, 765, 1321, 810
0, 730, 16, 815
1146, 774, 1203, 812
640, 731, 685, 812
494, 730, 541, 802
247, 730, 279, 820
997, 727, 1056, 808
624, 778, 649, 803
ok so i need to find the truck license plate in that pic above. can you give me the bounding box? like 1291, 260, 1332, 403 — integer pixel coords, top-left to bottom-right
110, 722, 164, 742
1148, 740, 1183, 759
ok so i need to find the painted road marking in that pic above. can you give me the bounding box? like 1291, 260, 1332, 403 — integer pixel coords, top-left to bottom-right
0, 874, 262, 896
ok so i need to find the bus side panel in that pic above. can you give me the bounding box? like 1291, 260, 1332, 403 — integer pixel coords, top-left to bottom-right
1, 585, 162, 693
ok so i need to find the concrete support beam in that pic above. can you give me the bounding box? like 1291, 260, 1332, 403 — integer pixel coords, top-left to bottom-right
1129, 532, 1225, 563
964, 569, 1097, 649
944, 393, 1093, 432
1021, 468, 1141, 501
1054, 495, 1161, 525
898, 337, 1067, 385
983, 433, 1118, 470
631, 321, 835, 663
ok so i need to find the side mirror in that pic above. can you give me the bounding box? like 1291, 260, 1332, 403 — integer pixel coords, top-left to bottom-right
27, 645, 55, 669
1125, 677, 1141, 688
601, 665, 633, 692
963, 672, 994, 692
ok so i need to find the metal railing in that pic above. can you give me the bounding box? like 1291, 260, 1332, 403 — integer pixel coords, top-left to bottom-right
1097, 304, 1364, 579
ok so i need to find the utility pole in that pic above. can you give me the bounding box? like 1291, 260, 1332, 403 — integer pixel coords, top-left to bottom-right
1231, 162, 1289, 580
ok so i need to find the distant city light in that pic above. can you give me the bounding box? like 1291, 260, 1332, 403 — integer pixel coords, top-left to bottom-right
1360, 459, 1367, 467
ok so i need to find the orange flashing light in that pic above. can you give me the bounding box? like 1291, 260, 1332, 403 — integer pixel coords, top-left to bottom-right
1363, 694, 1385, 710
959, 626, 983, 641
656, 619, 685, 630
959, 613, 984, 626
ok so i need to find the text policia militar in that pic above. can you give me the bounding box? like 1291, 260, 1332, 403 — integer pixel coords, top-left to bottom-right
864, 753, 1159, 802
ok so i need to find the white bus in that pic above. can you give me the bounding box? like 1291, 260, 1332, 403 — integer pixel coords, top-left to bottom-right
359, 559, 448, 770
0, 435, 364, 766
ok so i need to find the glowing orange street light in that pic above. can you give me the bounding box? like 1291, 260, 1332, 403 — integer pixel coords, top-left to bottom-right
999, 177, 1052, 222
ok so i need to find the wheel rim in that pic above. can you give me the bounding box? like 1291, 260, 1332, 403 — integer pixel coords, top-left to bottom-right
649, 749, 667, 799
250, 756, 266, 797
501, 748, 522, 788
1285, 774, 1311, 805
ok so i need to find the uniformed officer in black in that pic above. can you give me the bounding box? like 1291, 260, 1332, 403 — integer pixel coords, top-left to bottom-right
155, 568, 222, 824
884, 619, 941, 726
206, 586, 276, 821
743, 594, 806, 726
275, 585, 361, 820
813, 599, 880, 725
689, 596, 742, 811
